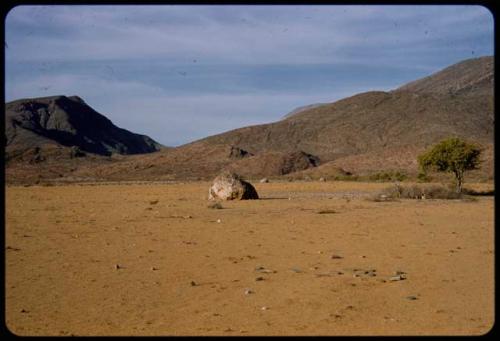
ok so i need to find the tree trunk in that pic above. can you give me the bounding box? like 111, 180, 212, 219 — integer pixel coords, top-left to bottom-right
455, 170, 463, 194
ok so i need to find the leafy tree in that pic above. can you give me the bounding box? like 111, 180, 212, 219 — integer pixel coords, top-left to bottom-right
418, 137, 482, 193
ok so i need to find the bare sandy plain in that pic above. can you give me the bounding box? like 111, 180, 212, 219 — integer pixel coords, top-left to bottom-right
5, 180, 494, 336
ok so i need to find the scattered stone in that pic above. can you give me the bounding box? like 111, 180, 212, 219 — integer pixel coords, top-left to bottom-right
330, 254, 343, 259
255, 276, 265, 281
6, 246, 21, 251
208, 171, 259, 201
389, 274, 407, 281
151, 267, 159, 271
149, 200, 159, 205
244, 289, 254, 295
406, 296, 418, 300
216, 219, 221, 223
319, 177, 326, 182
114, 264, 122, 270
260, 178, 269, 183
190, 281, 197, 286
168, 215, 193, 219
290, 267, 303, 273
20, 309, 29, 313
261, 306, 269, 311
255, 265, 276, 273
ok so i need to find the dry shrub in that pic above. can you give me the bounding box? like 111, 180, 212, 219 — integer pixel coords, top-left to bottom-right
462, 188, 495, 196
371, 183, 466, 201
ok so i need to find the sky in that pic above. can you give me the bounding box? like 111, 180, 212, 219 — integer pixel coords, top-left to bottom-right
4, 5, 494, 146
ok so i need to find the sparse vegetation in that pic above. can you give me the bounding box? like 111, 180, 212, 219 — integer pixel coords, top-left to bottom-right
333, 174, 359, 181
369, 171, 407, 182
369, 183, 473, 201
418, 137, 482, 193
417, 172, 432, 182
462, 188, 495, 196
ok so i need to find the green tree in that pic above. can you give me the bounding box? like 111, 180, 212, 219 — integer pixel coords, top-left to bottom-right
418, 137, 482, 193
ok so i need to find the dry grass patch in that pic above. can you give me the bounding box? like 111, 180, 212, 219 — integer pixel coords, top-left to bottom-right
369, 183, 478, 201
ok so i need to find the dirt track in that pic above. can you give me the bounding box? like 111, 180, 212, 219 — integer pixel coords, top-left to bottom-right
5, 181, 494, 336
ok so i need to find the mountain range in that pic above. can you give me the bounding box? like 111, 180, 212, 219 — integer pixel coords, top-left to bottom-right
4, 56, 494, 184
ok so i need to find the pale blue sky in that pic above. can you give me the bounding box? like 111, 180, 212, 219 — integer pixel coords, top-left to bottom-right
4, 5, 494, 146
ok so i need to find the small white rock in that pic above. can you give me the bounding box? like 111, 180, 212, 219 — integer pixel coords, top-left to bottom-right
217, 219, 221, 223
261, 306, 269, 311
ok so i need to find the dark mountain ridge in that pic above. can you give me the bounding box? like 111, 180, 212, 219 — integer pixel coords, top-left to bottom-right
5, 95, 162, 157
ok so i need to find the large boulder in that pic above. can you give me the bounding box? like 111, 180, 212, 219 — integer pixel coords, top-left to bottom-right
208, 171, 259, 200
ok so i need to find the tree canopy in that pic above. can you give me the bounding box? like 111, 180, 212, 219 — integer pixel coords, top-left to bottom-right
418, 137, 482, 193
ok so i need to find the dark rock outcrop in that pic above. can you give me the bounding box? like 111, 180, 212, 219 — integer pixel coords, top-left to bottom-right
228, 146, 252, 159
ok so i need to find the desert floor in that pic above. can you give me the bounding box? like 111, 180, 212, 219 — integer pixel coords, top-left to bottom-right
5, 181, 494, 336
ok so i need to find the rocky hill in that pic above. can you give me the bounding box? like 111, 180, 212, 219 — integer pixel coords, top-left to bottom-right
5, 95, 162, 161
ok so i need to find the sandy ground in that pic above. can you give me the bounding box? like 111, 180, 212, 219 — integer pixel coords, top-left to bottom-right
5, 181, 494, 336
